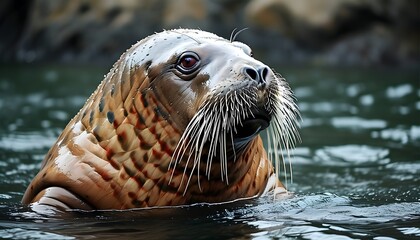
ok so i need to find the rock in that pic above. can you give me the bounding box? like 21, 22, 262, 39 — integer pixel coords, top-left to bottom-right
0, 0, 418, 67
14, 0, 168, 63
245, 0, 419, 66
163, 0, 208, 27
320, 26, 399, 66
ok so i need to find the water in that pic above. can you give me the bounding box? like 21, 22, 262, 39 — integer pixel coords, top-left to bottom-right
0, 64, 419, 239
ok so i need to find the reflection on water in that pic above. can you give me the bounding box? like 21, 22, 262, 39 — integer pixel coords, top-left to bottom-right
1, 194, 419, 239
0, 65, 419, 239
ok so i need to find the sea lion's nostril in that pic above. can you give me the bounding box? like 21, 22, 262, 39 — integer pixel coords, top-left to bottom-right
244, 67, 259, 82
259, 66, 269, 83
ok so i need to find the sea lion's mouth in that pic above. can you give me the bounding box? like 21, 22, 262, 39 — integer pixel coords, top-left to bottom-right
232, 110, 271, 151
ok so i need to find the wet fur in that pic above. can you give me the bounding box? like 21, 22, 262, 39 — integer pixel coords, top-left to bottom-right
22, 29, 300, 210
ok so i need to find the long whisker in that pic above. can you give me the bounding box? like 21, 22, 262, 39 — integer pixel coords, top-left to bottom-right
266, 73, 301, 187
230, 27, 249, 42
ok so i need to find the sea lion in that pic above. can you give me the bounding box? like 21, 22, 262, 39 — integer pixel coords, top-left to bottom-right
22, 29, 300, 211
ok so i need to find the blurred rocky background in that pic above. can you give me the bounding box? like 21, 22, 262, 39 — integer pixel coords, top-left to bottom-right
0, 0, 418, 67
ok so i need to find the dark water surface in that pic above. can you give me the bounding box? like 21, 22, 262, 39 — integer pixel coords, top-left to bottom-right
0, 64, 419, 239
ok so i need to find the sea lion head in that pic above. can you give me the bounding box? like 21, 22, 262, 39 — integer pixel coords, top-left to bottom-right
122, 29, 300, 188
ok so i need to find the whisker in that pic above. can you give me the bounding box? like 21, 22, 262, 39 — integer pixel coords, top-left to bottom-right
230, 27, 249, 42
169, 72, 300, 197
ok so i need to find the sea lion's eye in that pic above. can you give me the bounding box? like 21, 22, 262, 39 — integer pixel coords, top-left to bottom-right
180, 56, 197, 68
176, 52, 200, 74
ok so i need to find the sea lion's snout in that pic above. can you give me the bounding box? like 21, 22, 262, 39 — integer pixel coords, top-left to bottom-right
242, 65, 270, 89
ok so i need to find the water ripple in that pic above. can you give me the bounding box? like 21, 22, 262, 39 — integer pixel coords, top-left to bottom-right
0, 131, 57, 151
331, 116, 387, 129
246, 194, 420, 238
386, 84, 413, 98
371, 125, 420, 145
313, 145, 390, 166
0, 228, 74, 240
